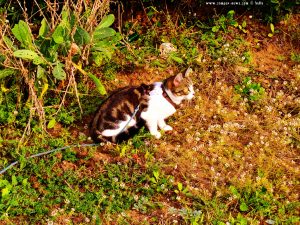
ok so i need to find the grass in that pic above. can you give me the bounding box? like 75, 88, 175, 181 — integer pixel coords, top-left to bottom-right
0, 6, 300, 225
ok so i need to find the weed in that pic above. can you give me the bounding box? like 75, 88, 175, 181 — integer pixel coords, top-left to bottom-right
291, 52, 300, 63
235, 77, 265, 101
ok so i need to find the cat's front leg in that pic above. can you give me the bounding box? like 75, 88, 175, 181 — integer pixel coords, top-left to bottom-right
158, 119, 173, 131
146, 120, 161, 139
141, 111, 161, 138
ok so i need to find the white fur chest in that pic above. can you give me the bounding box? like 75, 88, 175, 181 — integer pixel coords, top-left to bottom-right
141, 82, 176, 121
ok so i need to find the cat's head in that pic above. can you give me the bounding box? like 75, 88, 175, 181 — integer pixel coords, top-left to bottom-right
164, 68, 195, 105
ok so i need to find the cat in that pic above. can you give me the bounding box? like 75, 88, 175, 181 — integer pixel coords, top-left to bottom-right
90, 68, 194, 143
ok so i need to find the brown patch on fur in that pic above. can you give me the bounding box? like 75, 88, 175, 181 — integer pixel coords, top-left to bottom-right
90, 84, 150, 143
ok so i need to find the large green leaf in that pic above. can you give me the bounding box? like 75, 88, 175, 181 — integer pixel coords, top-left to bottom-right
13, 49, 39, 60
52, 25, 65, 44
92, 40, 110, 49
11, 20, 33, 49
88, 72, 106, 95
96, 14, 115, 30
39, 18, 49, 37
33, 56, 46, 65
0, 68, 16, 80
74, 26, 90, 45
93, 28, 116, 42
53, 62, 66, 80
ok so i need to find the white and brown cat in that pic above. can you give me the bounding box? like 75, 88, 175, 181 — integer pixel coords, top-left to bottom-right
90, 68, 194, 142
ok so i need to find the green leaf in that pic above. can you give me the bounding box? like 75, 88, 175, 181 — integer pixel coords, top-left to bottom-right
0, 179, 9, 187
268, 33, 274, 37
229, 21, 239, 27
12, 175, 18, 186
93, 53, 104, 66
1, 187, 10, 197
150, 177, 157, 183
87, 73, 106, 95
177, 182, 183, 191
96, 14, 115, 29
11, 20, 33, 49
13, 49, 39, 60
212, 26, 220, 32
93, 28, 116, 41
242, 20, 247, 28
52, 25, 65, 44
227, 10, 235, 18
153, 170, 159, 180
93, 40, 111, 48
22, 178, 28, 187
33, 56, 46, 65
53, 63, 66, 80
229, 185, 240, 197
74, 26, 91, 45
93, 47, 113, 60
0, 68, 16, 80
39, 18, 49, 37
61, 7, 70, 22
152, 59, 166, 68
239, 202, 249, 212
47, 118, 56, 129
170, 54, 184, 64
37, 65, 46, 79
270, 23, 275, 33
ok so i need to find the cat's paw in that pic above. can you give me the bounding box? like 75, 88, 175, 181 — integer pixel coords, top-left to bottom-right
152, 132, 161, 139
162, 125, 173, 131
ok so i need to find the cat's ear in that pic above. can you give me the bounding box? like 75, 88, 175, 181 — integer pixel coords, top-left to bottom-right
173, 73, 183, 87
184, 67, 193, 77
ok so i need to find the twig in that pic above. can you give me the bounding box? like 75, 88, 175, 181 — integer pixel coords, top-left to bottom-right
70, 66, 83, 114
54, 74, 72, 116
